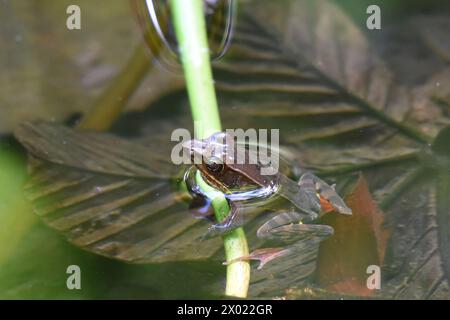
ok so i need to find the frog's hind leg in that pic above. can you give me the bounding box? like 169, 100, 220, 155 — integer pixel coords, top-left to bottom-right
225, 211, 333, 270
297, 172, 323, 214
278, 174, 321, 219
305, 174, 353, 216
256, 211, 310, 239
257, 211, 333, 243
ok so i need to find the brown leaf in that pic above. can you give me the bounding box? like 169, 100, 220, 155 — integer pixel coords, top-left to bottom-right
316, 175, 390, 296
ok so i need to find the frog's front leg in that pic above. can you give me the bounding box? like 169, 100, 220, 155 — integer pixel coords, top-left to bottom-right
202, 201, 246, 239
224, 211, 333, 269
189, 195, 215, 221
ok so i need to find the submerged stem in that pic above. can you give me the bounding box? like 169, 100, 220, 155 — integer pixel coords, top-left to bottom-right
78, 44, 151, 131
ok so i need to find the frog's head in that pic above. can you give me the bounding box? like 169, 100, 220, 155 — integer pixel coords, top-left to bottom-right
183, 132, 265, 192
183, 131, 230, 170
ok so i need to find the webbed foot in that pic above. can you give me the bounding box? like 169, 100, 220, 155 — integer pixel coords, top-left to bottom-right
201, 202, 244, 240
223, 247, 291, 270
299, 172, 352, 216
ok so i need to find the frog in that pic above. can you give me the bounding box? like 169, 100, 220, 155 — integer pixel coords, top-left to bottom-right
183, 131, 352, 268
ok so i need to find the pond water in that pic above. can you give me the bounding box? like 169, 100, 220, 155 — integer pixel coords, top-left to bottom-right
1, 0, 450, 299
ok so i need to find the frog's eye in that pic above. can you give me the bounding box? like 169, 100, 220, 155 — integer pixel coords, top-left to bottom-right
205, 156, 224, 174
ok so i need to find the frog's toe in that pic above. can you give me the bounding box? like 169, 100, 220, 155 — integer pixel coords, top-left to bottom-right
301, 209, 319, 221
199, 225, 222, 241
309, 211, 319, 220
200, 222, 234, 241
223, 247, 291, 270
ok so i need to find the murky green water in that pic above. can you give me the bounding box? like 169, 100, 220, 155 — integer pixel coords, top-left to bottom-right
1, 0, 450, 299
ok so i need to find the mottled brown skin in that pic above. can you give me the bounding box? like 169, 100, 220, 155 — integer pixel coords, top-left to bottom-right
199, 161, 278, 192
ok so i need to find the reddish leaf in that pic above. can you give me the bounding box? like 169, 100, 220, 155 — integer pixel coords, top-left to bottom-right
316, 175, 391, 296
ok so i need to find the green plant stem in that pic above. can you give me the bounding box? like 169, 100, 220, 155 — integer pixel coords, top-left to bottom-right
171, 0, 250, 298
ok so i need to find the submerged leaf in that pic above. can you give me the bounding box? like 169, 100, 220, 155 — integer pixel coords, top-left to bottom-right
317, 175, 390, 296
12, 0, 450, 298
16, 120, 338, 298
416, 14, 450, 63
207, 0, 450, 298
14, 121, 224, 263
